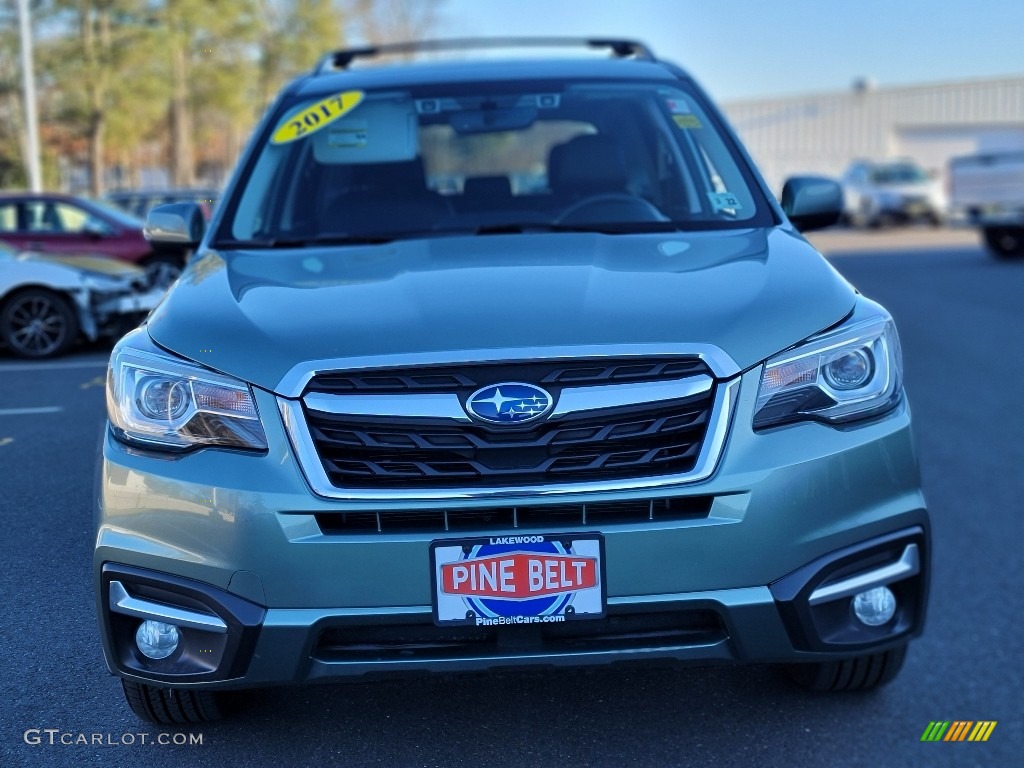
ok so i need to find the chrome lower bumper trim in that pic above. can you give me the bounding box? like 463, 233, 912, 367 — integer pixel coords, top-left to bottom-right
808, 543, 920, 606
109, 580, 228, 633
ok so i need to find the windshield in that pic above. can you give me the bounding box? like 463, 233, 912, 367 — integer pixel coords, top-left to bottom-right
870, 164, 929, 185
218, 78, 772, 245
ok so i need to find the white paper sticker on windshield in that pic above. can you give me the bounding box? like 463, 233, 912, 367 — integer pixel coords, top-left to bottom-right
666, 98, 691, 114
327, 120, 369, 148
709, 191, 742, 212
666, 97, 701, 128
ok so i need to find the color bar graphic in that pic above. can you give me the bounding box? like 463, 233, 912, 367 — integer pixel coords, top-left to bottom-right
968, 722, 997, 742
944, 721, 973, 741
921, 722, 949, 741
920, 721, 996, 742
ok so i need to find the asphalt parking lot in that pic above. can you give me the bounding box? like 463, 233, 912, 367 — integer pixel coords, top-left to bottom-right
1, 227, 1020, 767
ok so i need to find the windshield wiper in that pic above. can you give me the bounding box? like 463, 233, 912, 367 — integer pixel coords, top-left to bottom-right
468, 221, 686, 235
211, 234, 402, 249
211, 222, 688, 249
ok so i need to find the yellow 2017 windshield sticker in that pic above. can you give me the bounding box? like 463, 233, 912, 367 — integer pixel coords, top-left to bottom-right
271, 91, 365, 144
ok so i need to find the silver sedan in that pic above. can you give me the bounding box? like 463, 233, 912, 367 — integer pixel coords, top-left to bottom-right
0, 242, 164, 358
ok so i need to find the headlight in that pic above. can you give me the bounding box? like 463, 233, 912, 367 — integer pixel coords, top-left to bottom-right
106, 328, 267, 451
753, 298, 902, 429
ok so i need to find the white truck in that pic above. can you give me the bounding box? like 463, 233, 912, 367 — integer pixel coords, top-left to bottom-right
949, 150, 1024, 259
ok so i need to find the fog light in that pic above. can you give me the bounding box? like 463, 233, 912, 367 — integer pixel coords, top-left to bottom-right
852, 586, 896, 626
136, 620, 180, 659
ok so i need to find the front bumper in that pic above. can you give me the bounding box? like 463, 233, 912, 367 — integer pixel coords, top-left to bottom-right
876, 198, 943, 221
100, 526, 926, 689
95, 368, 930, 688
74, 286, 164, 340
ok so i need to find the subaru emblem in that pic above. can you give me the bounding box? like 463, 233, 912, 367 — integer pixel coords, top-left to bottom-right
466, 382, 553, 424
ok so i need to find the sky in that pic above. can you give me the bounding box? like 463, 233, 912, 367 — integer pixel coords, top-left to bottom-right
437, 0, 1024, 103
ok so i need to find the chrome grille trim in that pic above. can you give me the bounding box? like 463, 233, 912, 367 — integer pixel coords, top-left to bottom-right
302, 375, 713, 423
550, 375, 712, 417
304, 392, 472, 421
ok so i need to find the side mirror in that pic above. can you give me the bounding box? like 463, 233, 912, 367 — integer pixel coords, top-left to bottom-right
144, 202, 205, 248
781, 176, 843, 232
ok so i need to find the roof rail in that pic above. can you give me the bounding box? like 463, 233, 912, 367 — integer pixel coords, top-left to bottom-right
315, 37, 655, 73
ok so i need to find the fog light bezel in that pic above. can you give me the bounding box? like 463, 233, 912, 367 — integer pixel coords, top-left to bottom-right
770, 527, 929, 653
100, 563, 266, 683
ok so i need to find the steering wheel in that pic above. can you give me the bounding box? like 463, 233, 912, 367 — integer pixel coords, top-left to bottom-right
554, 193, 669, 226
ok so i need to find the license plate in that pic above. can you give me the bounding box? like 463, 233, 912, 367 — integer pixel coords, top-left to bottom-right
431, 533, 605, 626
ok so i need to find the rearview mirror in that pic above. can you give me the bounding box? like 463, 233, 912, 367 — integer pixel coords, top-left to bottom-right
450, 107, 537, 134
781, 176, 843, 232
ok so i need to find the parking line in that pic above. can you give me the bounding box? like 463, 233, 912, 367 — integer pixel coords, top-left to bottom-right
0, 359, 107, 372
0, 407, 64, 416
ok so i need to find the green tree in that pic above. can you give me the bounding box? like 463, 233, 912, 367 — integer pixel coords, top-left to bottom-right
257, 0, 345, 107
21, 0, 446, 195
155, 0, 261, 186
37, 0, 167, 194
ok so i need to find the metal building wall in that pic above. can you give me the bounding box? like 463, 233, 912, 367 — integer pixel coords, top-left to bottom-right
721, 76, 1024, 192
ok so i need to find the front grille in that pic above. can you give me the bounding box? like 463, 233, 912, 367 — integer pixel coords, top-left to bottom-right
307, 357, 711, 395
306, 399, 716, 491
312, 495, 713, 534
313, 608, 727, 662
301, 357, 718, 491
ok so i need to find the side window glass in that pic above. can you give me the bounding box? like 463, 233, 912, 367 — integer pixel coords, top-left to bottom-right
23, 202, 61, 232
0, 203, 17, 232
53, 203, 90, 233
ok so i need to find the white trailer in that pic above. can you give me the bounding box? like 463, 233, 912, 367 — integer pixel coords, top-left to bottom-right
949, 151, 1024, 259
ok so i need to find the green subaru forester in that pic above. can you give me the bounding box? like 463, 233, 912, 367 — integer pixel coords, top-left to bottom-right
95, 39, 929, 723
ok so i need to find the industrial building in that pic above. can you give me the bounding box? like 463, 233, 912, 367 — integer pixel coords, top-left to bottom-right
721, 75, 1024, 192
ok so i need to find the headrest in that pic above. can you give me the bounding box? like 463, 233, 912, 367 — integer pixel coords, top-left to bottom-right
352, 158, 428, 194
548, 135, 629, 195
463, 175, 512, 200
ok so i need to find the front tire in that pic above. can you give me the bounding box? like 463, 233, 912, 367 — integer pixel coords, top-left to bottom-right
786, 644, 908, 692
121, 679, 225, 724
0, 288, 79, 358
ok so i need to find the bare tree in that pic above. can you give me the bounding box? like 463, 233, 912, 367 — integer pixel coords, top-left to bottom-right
346, 0, 444, 46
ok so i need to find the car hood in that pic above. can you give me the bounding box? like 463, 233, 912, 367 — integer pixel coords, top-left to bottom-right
21, 251, 145, 278
147, 228, 856, 395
